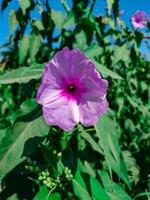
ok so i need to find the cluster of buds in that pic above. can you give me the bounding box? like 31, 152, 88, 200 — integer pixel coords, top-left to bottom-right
52, 150, 62, 158
38, 167, 73, 191
64, 167, 73, 181
25, 158, 39, 173
38, 169, 58, 189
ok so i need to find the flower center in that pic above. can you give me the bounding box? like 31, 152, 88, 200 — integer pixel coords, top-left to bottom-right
67, 84, 76, 92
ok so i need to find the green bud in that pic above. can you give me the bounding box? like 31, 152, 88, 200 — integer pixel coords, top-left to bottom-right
41, 171, 46, 176
45, 171, 49, 176
57, 152, 62, 157
25, 165, 29, 170
33, 160, 37, 165
53, 150, 57, 154
47, 177, 51, 182
38, 176, 43, 181
35, 166, 40, 172
26, 158, 32, 165
56, 177, 60, 183
43, 180, 47, 185
29, 166, 34, 172
46, 182, 51, 188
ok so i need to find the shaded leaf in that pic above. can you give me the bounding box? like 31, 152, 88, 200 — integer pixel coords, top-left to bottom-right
78, 124, 103, 155
0, 112, 49, 181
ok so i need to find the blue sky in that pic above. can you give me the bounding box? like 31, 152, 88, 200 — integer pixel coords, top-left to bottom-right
0, 0, 150, 59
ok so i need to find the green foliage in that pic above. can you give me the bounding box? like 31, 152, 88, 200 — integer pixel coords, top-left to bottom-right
0, 0, 150, 199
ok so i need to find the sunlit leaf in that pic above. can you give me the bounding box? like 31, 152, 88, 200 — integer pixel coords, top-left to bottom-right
91, 58, 122, 79
18, 0, 31, 15
19, 35, 30, 65
62, 10, 75, 28
112, 44, 130, 66
95, 113, 130, 188
90, 176, 110, 200
73, 171, 92, 200
98, 170, 132, 200
9, 9, 18, 33
73, 31, 87, 51
29, 33, 42, 63
0, 64, 43, 84
51, 10, 65, 31
33, 186, 61, 200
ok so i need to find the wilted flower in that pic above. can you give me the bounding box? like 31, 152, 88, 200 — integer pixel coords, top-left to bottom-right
36, 47, 108, 131
131, 11, 149, 28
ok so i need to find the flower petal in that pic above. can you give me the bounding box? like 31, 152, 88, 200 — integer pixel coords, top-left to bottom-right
79, 97, 108, 126
43, 96, 80, 131
36, 85, 61, 105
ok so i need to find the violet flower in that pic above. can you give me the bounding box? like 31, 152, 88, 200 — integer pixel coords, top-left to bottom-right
131, 10, 149, 28
36, 47, 108, 131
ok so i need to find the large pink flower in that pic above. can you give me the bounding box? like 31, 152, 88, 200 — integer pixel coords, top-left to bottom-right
36, 47, 108, 131
131, 11, 149, 28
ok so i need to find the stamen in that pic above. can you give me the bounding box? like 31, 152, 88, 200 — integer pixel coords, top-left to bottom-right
68, 84, 76, 92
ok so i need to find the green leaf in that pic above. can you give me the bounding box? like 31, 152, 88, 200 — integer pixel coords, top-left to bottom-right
133, 192, 150, 200
62, 11, 75, 28
86, 45, 103, 58
73, 31, 87, 51
60, 0, 70, 12
19, 35, 30, 65
73, 179, 92, 200
95, 112, 130, 188
51, 10, 64, 31
107, 0, 114, 14
90, 176, 110, 200
29, 33, 42, 63
18, 0, 31, 15
48, 193, 62, 200
78, 124, 103, 155
7, 194, 19, 200
0, 64, 43, 84
34, 186, 61, 200
9, 9, 18, 33
33, 20, 44, 31
112, 44, 130, 66
73, 170, 92, 200
87, 56, 122, 79
98, 170, 132, 200
0, 111, 49, 181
